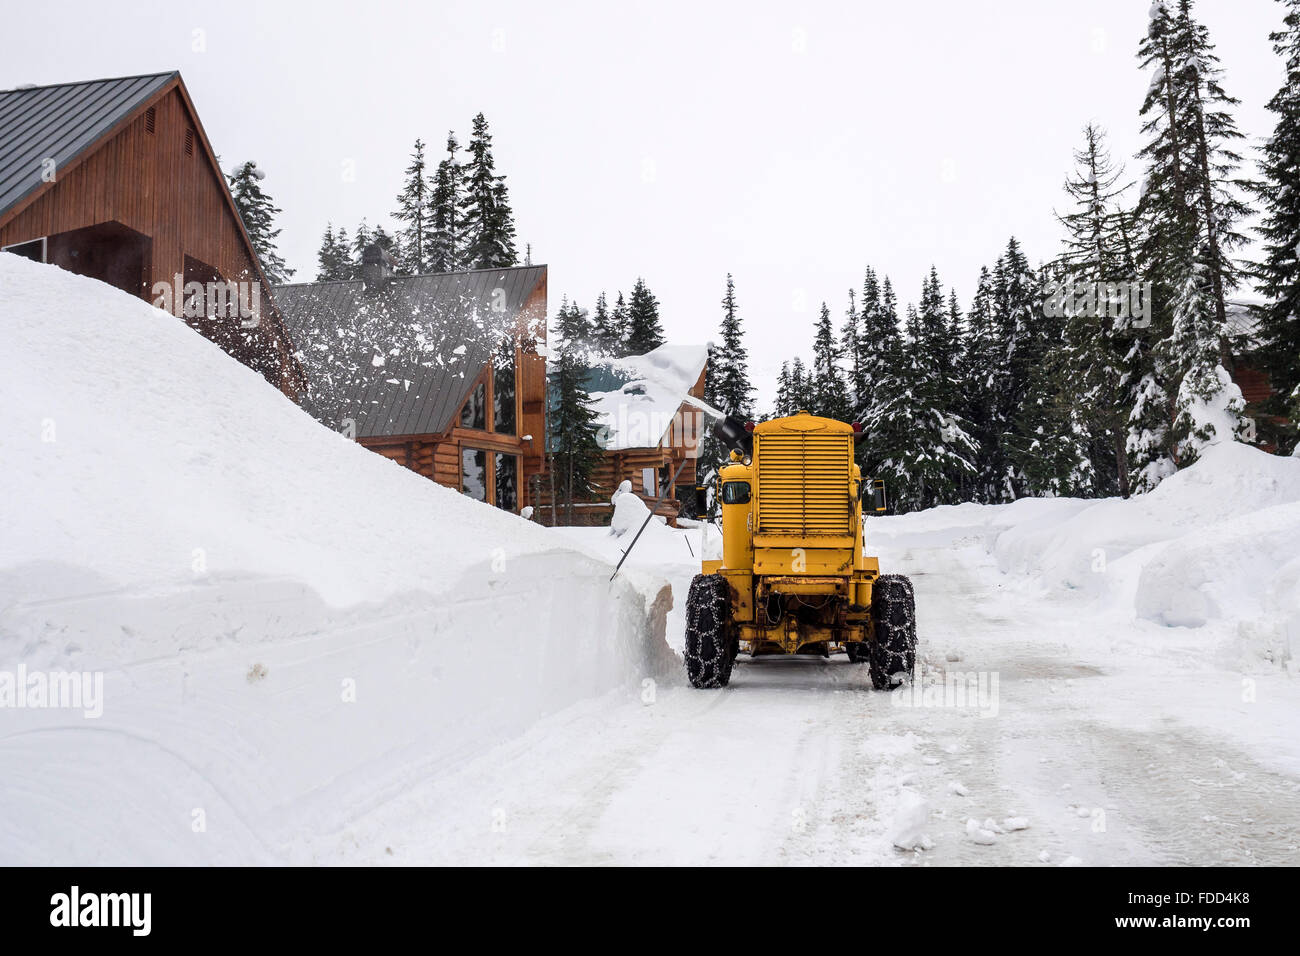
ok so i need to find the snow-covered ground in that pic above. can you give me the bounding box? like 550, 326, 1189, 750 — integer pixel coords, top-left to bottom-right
2, 253, 1298, 865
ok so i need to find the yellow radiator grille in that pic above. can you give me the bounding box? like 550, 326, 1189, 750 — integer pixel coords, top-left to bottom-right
755, 431, 852, 535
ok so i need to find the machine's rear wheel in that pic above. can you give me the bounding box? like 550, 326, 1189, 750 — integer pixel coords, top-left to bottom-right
684, 574, 736, 688
869, 574, 917, 690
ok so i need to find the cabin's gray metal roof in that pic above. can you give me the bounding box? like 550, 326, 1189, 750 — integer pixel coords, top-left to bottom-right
276, 265, 546, 438
0, 71, 177, 221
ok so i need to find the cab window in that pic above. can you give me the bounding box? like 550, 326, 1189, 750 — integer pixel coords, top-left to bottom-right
721, 481, 751, 505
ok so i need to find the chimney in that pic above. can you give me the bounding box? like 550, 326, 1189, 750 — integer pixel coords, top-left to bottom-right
360, 242, 394, 291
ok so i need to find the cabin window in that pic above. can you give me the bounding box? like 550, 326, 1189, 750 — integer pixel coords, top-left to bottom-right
493, 337, 516, 435
495, 453, 519, 512
722, 481, 751, 505
459, 381, 486, 430
460, 447, 487, 502
641, 467, 657, 496
2, 237, 46, 263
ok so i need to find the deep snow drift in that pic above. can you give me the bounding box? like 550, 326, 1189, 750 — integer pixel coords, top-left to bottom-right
0, 255, 675, 864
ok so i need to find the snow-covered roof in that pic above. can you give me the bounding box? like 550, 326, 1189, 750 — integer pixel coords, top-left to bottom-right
1224, 297, 1265, 351
584, 344, 709, 451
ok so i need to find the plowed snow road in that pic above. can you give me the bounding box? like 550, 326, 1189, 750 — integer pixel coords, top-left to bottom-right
313, 527, 1300, 866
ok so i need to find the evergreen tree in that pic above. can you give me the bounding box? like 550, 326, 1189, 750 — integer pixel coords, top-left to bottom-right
990, 238, 1041, 499
841, 288, 866, 413
1135, 0, 1251, 478
853, 267, 884, 423
625, 278, 666, 354
959, 266, 1003, 501
700, 275, 755, 507
548, 299, 604, 523
1252, 0, 1300, 453
372, 225, 399, 263
1011, 259, 1097, 497
775, 361, 793, 417
393, 139, 432, 275
459, 113, 518, 270
610, 291, 631, 357
226, 160, 294, 284
314, 223, 352, 281
868, 285, 977, 512
788, 357, 812, 411
859, 278, 936, 511
590, 292, 621, 356
1053, 123, 1139, 496
811, 302, 850, 420
707, 274, 755, 417
349, 220, 372, 280
428, 132, 463, 274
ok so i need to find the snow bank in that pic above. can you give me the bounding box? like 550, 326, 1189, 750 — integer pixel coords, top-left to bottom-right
0, 255, 675, 863
870, 441, 1300, 668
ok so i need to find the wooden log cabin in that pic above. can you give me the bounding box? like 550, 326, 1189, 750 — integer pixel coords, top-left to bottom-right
0, 71, 303, 398
537, 344, 709, 526
276, 245, 549, 512
1225, 299, 1291, 452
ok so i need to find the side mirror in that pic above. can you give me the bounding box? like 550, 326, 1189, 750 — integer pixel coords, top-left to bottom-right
871, 479, 887, 514
694, 484, 708, 520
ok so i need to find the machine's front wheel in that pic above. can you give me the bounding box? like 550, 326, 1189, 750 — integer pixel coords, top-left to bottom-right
684, 574, 736, 688
869, 574, 917, 690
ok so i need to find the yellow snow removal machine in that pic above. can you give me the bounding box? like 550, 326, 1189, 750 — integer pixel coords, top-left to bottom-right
686, 411, 916, 689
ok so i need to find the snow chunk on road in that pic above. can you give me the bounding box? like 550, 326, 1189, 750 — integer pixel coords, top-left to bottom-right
965, 819, 998, 845
889, 789, 933, 851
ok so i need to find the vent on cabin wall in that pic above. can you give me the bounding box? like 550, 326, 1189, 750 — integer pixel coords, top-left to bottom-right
145, 106, 156, 134
184, 128, 194, 157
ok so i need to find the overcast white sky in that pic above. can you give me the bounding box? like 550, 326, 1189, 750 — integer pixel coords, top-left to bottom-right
3, 0, 1287, 410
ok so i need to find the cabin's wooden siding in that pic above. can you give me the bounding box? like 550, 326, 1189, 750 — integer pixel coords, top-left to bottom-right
0, 79, 301, 398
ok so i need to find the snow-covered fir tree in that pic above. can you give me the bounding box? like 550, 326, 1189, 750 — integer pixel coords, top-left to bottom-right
393, 139, 431, 275
1135, 0, 1251, 477
548, 299, 604, 523
459, 114, 518, 270
959, 265, 1002, 501
590, 292, 622, 356
775, 361, 793, 416
1011, 258, 1097, 497
1053, 122, 1139, 496
1252, 0, 1300, 453
349, 220, 372, 280
841, 288, 866, 413
990, 238, 1040, 500
315, 223, 352, 281
787, 356, 812, 412
810, 302, 850, 420
861, 273, 976, 512
428, 132, 463, 274
625, 278, 665, 355
699, 275, 755, 512
610, 292, 631, 356
852, 267, 884, 424
706, 275, 755, 417
226, 160, 293, 284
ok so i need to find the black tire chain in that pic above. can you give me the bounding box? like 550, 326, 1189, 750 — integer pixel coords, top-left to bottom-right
869, 574, 917, 690
684, 574, 736, 688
